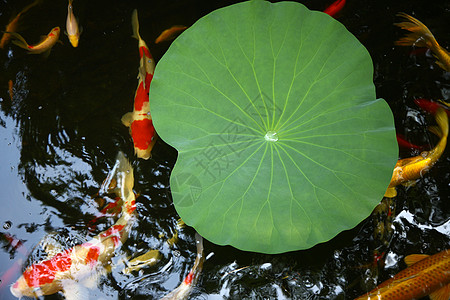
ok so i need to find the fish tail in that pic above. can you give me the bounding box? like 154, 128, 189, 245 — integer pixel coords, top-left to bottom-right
434, 108, 449, 138
131, 9, 141, 41
7, 32, 29, 49
20, 0, 42, 15
115, 152, 135, 215
394, 13, 439, 50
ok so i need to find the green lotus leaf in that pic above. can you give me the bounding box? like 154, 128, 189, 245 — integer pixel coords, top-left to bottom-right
150, 0, 398, 253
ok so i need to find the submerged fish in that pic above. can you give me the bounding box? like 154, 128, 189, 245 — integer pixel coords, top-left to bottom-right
7, 27, 60, 55
122, 9, 157, 160
354, 249, 450, 300
323, 0, 346, 17
66, 0, 81, 47
155, 25, 187, 44
415, 98, 450, 117
395, 13, 450, 71
10, 152, 137, 298
161, 233, 204, 300
385, 108, 448, 198
0, 0, 41, 49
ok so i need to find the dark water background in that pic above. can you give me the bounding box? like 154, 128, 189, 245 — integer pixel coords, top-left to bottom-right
0, 0, 449, 299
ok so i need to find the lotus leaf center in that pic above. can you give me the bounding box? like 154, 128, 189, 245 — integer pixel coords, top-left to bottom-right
264, 131, 278, 142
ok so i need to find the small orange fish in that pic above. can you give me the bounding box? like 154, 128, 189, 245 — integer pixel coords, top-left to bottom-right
395, 13, 450, 71
385, 108, 448, 198
0, 0, 41, 49
8, 27, 60, 55
354, 249, 450, 300
161, 233, 204, 299
66, 0, 81, 47
323, 0, 346, 18
8, 79, 14, 101
122, 9, 157, 159
155, 25, 187, 44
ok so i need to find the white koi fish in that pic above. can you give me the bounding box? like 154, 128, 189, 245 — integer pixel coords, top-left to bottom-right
10, 152, 136, 299
66, 0, 81, 47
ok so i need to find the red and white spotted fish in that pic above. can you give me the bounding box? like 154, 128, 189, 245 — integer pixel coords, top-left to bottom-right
7, 27, 60, 55
10, 152, 136, 299
122, 9, 157, 160
161, 233, 204, 299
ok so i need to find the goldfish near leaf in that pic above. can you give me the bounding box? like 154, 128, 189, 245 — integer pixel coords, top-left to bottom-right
385, 108, 448, 197
323, 0, 346, 17
354, 249, 450, 300
122, 9, 157, 159
10, 152, 136, 299
395, 13, 450, 71
155, 25, 187, 44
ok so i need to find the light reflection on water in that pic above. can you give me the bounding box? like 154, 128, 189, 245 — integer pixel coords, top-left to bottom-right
0, 0, 449, 299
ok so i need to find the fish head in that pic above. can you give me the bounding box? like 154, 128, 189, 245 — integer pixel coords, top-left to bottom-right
68, 34, 79, 47
10, 274, 62, 298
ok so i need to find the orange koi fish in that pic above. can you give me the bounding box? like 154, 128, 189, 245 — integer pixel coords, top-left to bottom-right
10, 152, 136, 298
354, 249, 450, 300
8, 79, 14, 101
7, 27, 60, 55
122, 9, 157, 160
385, 108, 448, 198
415, 98, 450, 117
155, 25, 187, 44
395, 13, 450, 71
161, 233, 204, 299
0, 0, 41, 49
396, 133, 425, 151
66, 0, 81, 47
323, 0, 346, 17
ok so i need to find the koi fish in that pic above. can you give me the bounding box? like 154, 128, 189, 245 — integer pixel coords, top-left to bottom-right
7, 27, 60, 55
0, 0, 41, 49
66, 0, 81, 47
121, 9, 157, 160
385, 108, 448, 198
161, 233, 204, 300
122, 250, 161, 274
8, 79, 14, 101
10, 152, 137, 298
354, 249, 450, 300
155, 25, 187, 44
415, 98, 450, 117
395, 13, 450, 71
323, 0, 346, 17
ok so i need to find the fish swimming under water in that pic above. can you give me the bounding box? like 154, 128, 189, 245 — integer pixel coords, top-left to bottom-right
161, 233, 204, 300
10, 152, 136, 299
122, 9, 157, 160
66, 0, 81, 47
414, 98, 450, 118
354, 249, 450, 300
7, 26, 60, 55
323, 0, 346, 17
385, 108, 448, 198
395, 12, 450, 71
0, 0, 41, 49
155, 25, 187, 44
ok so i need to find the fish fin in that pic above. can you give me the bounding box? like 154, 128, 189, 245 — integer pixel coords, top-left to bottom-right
401, 180, 416, 188
131, 9, 141, 41
435, 108, 449, 137
404, 253, 429, 266
121, 112, 134, 127
428, 125, 442, 138
394, 13, 437, 49
61, 280, 90, 300
384, 187, 397, 198
429, 284, 450, 300
7, 32, 29, 49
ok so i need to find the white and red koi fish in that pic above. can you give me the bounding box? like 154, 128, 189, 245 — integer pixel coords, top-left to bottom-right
161, 233, 204, 300
10, 152, 136, 299
66, 0, 81, 47
122, 9, 157, 160
7, 27, 60, 55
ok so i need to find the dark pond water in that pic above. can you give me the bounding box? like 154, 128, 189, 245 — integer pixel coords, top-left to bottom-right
0, 0, 449, 299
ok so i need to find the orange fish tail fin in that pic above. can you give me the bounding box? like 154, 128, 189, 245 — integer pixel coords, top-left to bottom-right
429, 284, 450, 300
20, 0, 42, 15
8, 32, 29, 50
432, 108, 449, 138
131, 9, 141, 41
394, 13, 438, 49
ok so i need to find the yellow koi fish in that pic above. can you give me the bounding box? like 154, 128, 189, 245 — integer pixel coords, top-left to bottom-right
354, 249, 450, 300
66, 0, 80, 47
385, 108, 448, 198
0, 0, 41, 49
395, 12, 450, 71
10, 152, 136, 298
161, 233, 204, 299
122, 9, 157, 159
7, 27, 60, 55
